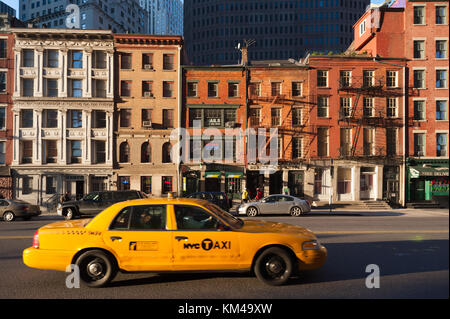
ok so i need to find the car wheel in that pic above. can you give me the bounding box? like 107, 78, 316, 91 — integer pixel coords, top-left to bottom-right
75, 250, 117, 288
290, 206, 303, 217
64, 208, 76, 220
254, 247, 293, 286
246, 206, 258, 217
3, 211, 15, 222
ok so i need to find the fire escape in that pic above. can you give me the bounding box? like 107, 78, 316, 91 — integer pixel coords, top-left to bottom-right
337, 73, 404, 161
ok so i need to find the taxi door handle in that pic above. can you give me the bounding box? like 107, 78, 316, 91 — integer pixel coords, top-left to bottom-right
110, 236, 122, 242
175, 236, 188, 241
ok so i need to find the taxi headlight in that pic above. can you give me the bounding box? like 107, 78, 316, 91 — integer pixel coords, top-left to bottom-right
302, 240, 320, 250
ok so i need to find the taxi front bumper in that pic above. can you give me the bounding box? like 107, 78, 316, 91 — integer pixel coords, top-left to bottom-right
296, 245, 327, 271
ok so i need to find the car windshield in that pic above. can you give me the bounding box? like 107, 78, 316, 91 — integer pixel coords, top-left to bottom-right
84, 193, 99, 201
205, 203, 244, 229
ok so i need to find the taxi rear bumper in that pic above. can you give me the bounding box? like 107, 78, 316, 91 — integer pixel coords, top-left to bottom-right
23, 247, 74, 272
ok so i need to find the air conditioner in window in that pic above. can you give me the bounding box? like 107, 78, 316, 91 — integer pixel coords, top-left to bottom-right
144, 64, 153, 70
225, 121, 236, 128
416, 151, 424, 157
144, 92, 153, 98
142, 121, 152, 128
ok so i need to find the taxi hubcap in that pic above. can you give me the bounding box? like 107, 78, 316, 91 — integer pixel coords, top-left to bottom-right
265, 257, 285, 276
87, 260, 104, 278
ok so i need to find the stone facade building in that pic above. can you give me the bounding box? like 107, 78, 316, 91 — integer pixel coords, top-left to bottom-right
11, 28, 115, 207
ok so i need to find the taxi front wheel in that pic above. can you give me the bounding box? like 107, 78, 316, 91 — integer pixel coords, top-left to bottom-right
254, 247, 293, 286
76, 250, 117, 288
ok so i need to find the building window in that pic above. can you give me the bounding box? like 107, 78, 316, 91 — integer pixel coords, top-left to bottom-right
45, 79, 58, 97
120, 80, 132, 97
119, 142, 130, 163
162, 143, 172, 163
317, 128, 328, 157
118, 176, 130, 190
92, 111, 106, 128
141, 142, 152, 163
271, 108, 281, 126
70, 50, 83, 69
359, 19, 366, 36
340, 97, 352, 118
22, 79, 34, 97
21, 140, 33, 164
271, 82, 282, 96
68, 110, 82, 128
119, 109, 131, 128
436, 69, 447, 88
292, 82, 302, 97
163, 54, 175, 70
187, 82, 198, 97
386, 71, 398, 88
224, 109, 236, 127
189, 108, 202, 127
436, 40, 447, 59
413, 100, 426, 121
387, 98, 398, 118
414, 133, 426, 156
43, 109, 58, 128
162, 176, 173, 194
314, 168, 324, 195
22, 176, 33, 195
94, 140, 106, 164
70, 140, 82, 163
317, 96, 329, 117
142, 53, 153, 70
142, 109, 152, 128
22, 49, 34, 67
0, 39, 6, 59
339, 71, 352, 88
292, 108, 302, 126
70, 79, 82, 97
228, 82, 239, 98
44, 50, 59, 68
363, 128, 375, 156
414, 70, 425, 88
142, 81, 153, 98
0, 107, 5, 130
141, 176, 152, 194
413, 6, 425, 25
208, 82, 218, 97
45, 176, 56, 195
292, 137, 302, 159
20, 109, 34, 128
337, 168, 352, 194
163, 109, 174, 128
386, 128, 397, 156
317, 70, 328, 87
436, 100, 448, 120
0, 72, 5, 93
93, 80, 106, 98
120, 53, 132, 69
92, 50, 106, 69
340, 128, 352, 156
163, 81, 174, 98
437, 133, 448, 157
44, 140, 58, 163
249, 108, 261, 126
249, 82, 261, 97
363, 70, 375, 87
413, 40, 425, 59
0, 141, 5, 164
436, 6, 447, 25
363, 97, 374, 117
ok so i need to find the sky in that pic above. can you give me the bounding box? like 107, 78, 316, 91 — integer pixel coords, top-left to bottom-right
2, 0, 386, 18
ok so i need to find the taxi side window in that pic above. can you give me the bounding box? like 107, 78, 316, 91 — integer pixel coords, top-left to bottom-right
110, 208, 131, 230
174, 205, 219, 230
130, 205, 166, 230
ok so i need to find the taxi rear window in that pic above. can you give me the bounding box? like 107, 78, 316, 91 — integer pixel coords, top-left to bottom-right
110, 205, 167, 230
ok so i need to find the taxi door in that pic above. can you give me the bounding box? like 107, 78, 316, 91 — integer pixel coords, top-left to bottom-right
170, 204, 241, 271
103, 204, 173, 272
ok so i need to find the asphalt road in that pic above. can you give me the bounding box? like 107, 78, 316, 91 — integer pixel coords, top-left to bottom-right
0, 209, 448, 300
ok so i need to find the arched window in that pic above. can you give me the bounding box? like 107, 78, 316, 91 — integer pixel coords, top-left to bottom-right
141, 142, 152, 163
162, 142, 172, 163
119, 142, 130, 163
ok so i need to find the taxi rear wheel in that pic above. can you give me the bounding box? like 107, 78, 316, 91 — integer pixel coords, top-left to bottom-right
76, 250, 117, 288
254, 247, 293, 286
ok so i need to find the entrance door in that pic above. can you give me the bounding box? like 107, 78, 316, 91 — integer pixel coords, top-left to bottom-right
360, 174, 375, 200
76, 181, 84, 200
269, 171, 282, 194
414, 180, 425, 201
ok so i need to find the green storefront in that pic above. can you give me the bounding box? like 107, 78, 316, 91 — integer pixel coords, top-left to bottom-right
406, 158, 449, 202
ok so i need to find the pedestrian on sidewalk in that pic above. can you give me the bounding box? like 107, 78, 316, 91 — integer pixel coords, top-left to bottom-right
255, 188, 262, 201
241, 188, 248, 204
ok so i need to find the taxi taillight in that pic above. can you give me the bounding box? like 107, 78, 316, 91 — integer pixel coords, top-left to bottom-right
32, 231, 39, 249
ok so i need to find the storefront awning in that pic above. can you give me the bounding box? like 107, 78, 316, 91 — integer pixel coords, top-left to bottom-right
205, 171, 221, 178
409, 166, 449, 178
225, 172, 243, 178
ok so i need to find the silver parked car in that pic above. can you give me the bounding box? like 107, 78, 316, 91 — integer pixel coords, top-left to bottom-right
237, 194, 311, 217
0, 199, 41, 222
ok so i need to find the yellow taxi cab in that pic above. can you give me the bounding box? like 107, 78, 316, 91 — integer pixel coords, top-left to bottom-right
23, 198, 327, 287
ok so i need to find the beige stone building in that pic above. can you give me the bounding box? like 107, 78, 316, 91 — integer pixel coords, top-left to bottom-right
11, 29, 115, 208
114, 34, 183, 196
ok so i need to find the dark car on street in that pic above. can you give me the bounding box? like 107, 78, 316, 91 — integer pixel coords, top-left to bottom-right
57, 190, 147, 220
0, 199, 41, 222
185, 192, 232, 211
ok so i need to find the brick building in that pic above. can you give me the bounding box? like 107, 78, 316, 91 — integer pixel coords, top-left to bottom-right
308, 55, 407, 206
114, 34, 183, 196
352, 0, 449, 206
181, 65, 247, 199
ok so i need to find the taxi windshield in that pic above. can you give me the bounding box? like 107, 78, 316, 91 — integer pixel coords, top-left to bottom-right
205, 203, 244, 229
